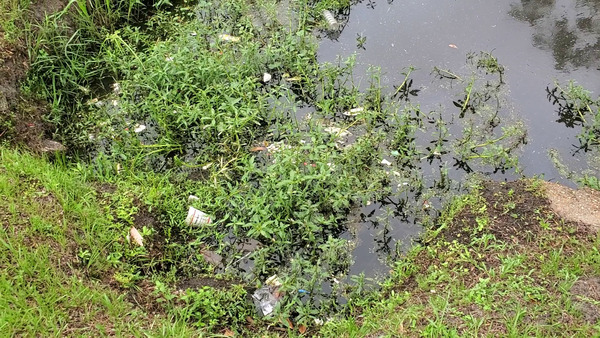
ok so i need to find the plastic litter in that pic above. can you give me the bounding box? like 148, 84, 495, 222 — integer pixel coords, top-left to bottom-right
322, 10, 339, 30
265, 274, 282, 287
129, 226, 143, 247
218, 34, 240, 42
112, 82, 121, 94
324, 126, 350, 138
266, 141, 291, 154
188, 195, 199, 202
282, 73, 301, 82
252, 275, 283, 316
252, 286, 280, 317
263, 72, 272, 83
134, 124, 146, 133
381, 159, 392, 166
342, 107, 364, 116
185, 206, 212, 226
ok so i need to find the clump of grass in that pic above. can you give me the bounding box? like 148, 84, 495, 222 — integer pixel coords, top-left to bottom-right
321, 179, 600, 336
13, 0, 537, 332
546, 81, 600, 189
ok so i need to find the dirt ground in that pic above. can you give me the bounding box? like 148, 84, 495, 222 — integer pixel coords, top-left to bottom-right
544, 181, 600, 231
0, 0, 66, 151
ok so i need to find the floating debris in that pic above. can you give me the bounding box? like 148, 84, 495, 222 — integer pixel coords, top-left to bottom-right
265, 275, 282, 287
324, 126, 350, 138
129, 227, 144, 247
266, 141, 291, 154
282, 73, 301, 82
86, 98, 103, 107
252, 286, 280, 317
218, 34, 240, 42
134, 124, 146, 133
263, 72, 272, 83
342, 107, 364, 116
250, 146, 267, 152
253, 274, 283, 317
322, 10, 339, 30
185, 206, 212, 226
112, 82, 121, 94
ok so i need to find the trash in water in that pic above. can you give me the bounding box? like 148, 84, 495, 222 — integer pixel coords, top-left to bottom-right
324, 126, 350, 138
134, 124, 146, 133
250, 146, 267, 152
112, 82, 121, 94
252, 286, 281, 317
342, 107, 364, 116
252, 275, 281, 316
185, 206, 212, 226
381, 159, 392, 166
129, 226, 144, 247
218, 34, 240, 42
266, 141, 291, 154
322, 10, 339, 30
263, 72, 272, 83
265, 275, 282, 287
86, 98, 103, 107
282, 73, 301, 82
252, 274, 284, 316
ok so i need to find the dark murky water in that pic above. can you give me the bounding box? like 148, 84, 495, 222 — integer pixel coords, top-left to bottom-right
318, 0, 600, 277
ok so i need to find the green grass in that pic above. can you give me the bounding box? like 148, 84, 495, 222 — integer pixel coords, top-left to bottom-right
0, 147, 201, 335
1, 0, 598, 334
320, 180, 600, 336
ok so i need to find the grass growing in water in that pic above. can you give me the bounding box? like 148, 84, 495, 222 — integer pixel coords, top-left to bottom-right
0, 0, 574, 334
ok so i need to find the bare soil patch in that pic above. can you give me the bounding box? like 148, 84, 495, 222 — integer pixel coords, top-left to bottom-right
570, 277, 600, 324
177, 276, 237, 291
0, 0, 67, 150
544, 182, 600, 232
439, 180, 549, 245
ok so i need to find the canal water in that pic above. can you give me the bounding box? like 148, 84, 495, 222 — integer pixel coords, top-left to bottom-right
318, 0, 600, 276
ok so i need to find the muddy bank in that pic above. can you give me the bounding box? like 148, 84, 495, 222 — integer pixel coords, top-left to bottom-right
322, 178, 600, 336
0, 0, 67, 150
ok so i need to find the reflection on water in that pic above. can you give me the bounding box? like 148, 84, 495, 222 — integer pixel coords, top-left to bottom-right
318, 0, 600, 278
509, 0, 600, 70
